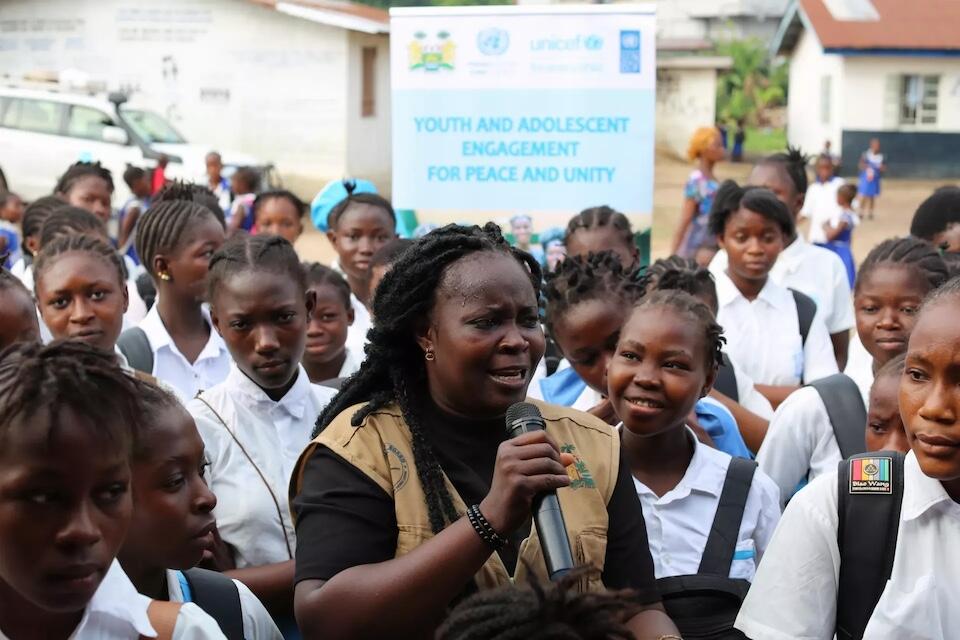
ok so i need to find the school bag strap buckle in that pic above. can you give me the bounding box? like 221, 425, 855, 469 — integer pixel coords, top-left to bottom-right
836, 450, 906, 640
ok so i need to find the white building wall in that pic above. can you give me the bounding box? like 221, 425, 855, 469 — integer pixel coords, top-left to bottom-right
345, 32, 392, 195
786, 29, 843, 155
842, 56, 960, 132
656, 66, 719, 157
0, 0, 352, 192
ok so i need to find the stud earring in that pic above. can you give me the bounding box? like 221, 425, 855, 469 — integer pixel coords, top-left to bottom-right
425, 350, 435, 361
158, 272, 171, 282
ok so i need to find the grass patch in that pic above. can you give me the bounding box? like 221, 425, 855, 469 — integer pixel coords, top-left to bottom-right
742, 127, 787, 156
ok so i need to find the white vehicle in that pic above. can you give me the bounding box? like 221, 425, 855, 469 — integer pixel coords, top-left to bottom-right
0, 85, 275, 205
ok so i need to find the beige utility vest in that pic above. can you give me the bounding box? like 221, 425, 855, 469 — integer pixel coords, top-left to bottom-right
292, 399, 620, 592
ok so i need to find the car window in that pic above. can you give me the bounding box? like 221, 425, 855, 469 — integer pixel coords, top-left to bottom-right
5, 99, 63, 134
67, 106, 115, 140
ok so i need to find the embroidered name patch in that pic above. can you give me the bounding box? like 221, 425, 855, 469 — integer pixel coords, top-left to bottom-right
849, 457, 892, 494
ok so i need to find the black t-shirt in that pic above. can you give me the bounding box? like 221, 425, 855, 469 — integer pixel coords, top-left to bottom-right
292, 403, 660, 603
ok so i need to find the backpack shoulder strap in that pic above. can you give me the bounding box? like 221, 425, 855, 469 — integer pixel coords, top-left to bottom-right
808, 374, 867, 458
836, 451, 905, 640
698, 457, 758, 576
713, 351, 739, 403
117, 327, 154, 374
143, 600, 180, 640
789, 288, 817, 347
183, 568, 244, 640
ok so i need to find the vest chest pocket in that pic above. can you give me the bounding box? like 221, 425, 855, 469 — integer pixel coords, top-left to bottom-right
574, 529, 608, 591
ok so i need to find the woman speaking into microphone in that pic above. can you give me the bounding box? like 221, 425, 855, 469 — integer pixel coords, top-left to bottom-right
290, 224, 678, 639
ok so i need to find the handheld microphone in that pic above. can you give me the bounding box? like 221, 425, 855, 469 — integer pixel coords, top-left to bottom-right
505, 402, 575, 581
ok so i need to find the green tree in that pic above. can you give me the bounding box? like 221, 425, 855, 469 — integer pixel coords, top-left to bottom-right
716, 38, 787, 125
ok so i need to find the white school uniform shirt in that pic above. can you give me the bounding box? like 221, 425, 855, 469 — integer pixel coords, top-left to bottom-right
735, 451, 960, 640
188, 364, 336, 568
631, 428, 781, 581
338, 346, 363, 379
165, 570, 282, 640
723, 351, 775, 420
711, 236, 855, 335
844, 332, 875, 407
756, 386, 842, 507
801, 177, 845, 244
138, 301, 232, 403
0, 560, 224, 640
714, 270, 839, 387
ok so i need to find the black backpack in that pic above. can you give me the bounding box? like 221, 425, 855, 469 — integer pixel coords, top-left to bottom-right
182, 568, 245, 640
808, 373, 868, 459
117, 326, 154, 374
656, 457, 757, 639
835, 451, 906, 640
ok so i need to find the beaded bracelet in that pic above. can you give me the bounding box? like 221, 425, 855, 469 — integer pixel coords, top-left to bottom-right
467, 504, 508, 551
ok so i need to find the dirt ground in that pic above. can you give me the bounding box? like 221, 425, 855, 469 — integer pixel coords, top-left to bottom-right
295, 153, 954, 266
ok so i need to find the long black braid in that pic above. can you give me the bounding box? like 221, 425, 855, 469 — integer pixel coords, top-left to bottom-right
313, 223, 541, 534
855, 237, 949, 294
437, 566, 642, 640
135, 199, 224, 282
542, 251, 644, 338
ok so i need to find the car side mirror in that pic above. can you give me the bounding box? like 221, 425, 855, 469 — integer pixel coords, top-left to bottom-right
102, 125, 129, 145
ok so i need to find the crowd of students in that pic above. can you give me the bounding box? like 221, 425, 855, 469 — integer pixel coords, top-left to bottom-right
0, 147, 958, 640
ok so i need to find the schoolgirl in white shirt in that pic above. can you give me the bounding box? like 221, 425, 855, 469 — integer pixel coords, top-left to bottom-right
187, 235, 336, 624
708, 180, 838, 408
801, 154, 846, 245
123, 199, 232, 401
757, 237, 949, 503
609, 290, 780, 637
710, 149, 855, 369
118, 381, 281, 640
326, 191, 398, 357
300, 262, 362, 384
736, 278, 960, 639
0, 342, 223, 640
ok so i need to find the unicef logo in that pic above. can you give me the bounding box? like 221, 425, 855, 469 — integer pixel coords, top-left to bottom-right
584, 35, 604, 51
477, 27, 509, 56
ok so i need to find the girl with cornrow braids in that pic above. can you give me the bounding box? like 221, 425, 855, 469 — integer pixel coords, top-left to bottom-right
0, 341, 225, 639
291, 224, 676, 639
710, 147, 856, 370
758, 236, 949, 506
187, 234, 336, 631
123, 198, 229, 401
54, 160, 115, 226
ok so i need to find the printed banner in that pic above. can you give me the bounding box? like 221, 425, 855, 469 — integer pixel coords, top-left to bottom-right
390, 5, 656, 245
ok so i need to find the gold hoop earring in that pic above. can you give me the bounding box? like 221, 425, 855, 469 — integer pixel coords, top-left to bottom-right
425, 350, 435, 361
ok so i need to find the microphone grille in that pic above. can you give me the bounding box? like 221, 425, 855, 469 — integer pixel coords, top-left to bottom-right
505, 401, 542, 426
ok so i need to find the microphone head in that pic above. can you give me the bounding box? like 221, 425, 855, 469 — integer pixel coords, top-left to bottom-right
505, 401, 545, 437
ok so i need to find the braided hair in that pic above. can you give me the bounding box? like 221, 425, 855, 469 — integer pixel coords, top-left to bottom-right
437, 566, 642, 640
207, 234, 306, 302
153, 181, 226, 224
855, 237, 949, 295
34, 233, 127, 291
0, 266, 29, 295
254, 190, 307, 220
543, 251, 644, 338
708, 180, 794, 239
303, 262, 351, 309
754, 146, 809, 197
54, 161, 114, 195
135, 199, 223, 281
564, 206, 634, 252
917, 274, 960, 315
642, 255, 718, 311
633, 289, 725, 371
0, 340, 139, 449
38, 206, 107, 247
909, 186, 960, 245
312, 223, 541, 534
130, 380, 188, 460
21, 196, 66, 256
